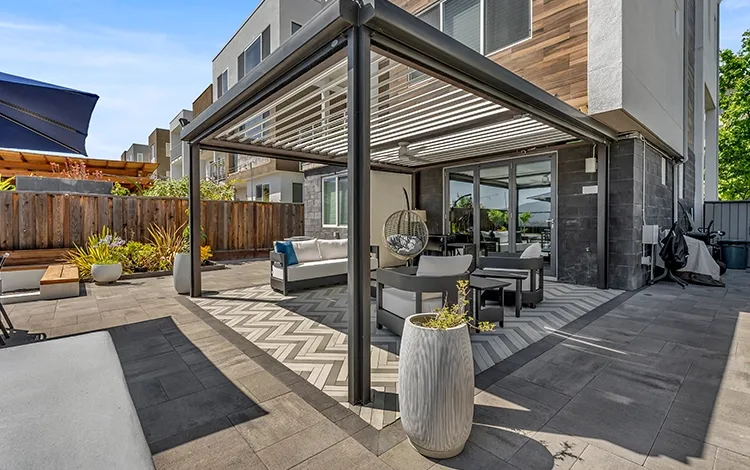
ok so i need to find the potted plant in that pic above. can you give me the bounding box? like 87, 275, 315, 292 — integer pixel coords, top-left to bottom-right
173, 238, 191, 295
398, 281, 494, 458
90, 245, 123, 284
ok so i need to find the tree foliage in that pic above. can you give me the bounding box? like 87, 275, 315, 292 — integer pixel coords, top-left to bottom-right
719, 31, 750, 200
111, 176, 236, 201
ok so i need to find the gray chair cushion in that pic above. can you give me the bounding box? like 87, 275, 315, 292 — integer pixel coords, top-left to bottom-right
0, 332, 154, 470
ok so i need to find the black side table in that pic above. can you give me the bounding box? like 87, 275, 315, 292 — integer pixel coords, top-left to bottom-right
472, 268, 528, 318
469, 276, 510, 328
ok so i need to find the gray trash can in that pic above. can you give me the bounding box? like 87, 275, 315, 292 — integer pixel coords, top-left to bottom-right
721, 241, 748, 270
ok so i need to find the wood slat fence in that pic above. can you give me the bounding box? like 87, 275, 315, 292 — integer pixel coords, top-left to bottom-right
0, 191, 304, 260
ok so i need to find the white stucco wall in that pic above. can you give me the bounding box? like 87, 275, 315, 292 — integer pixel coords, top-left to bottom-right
589, 0, 685, 155
244, 171, 305, 203
211, 0, 324, 100
703, 0, 719, 107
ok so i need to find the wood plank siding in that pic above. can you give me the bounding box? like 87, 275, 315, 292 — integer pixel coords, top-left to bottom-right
391, 0, 589, 112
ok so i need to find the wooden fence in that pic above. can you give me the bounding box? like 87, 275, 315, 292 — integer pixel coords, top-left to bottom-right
0, 191, 304, 260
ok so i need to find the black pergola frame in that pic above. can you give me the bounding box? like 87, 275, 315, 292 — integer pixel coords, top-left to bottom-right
182, 0, 616, 405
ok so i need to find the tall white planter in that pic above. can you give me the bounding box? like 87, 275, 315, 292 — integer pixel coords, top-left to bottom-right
173, 253, 191, 295
398, 313, 474, 459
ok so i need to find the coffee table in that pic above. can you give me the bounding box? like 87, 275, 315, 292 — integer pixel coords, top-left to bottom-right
469, 276, 509, 328
472, 268, 528, 318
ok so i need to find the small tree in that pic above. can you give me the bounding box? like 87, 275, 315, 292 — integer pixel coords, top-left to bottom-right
718, 30, 750, 200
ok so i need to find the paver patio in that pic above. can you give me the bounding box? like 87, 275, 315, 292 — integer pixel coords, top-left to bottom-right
3, 261, 750, 469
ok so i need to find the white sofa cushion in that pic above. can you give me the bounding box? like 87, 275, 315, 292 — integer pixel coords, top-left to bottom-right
273, 256, 378, 282
318, 239, 348, 260
521, 242, 542, 258
416, 255, 472, 277
381, 287, 443, 320
292, 239, 322, 263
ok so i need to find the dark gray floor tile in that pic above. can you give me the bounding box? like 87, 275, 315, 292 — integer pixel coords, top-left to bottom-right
158, 370, 205, 400
569, 444, 642, 469
644, 429, 717, 470
137, 382, 257, 443
128, 377, 169, 410
336, 413, 369, 436
640, 323, 708, 348
585, 360, 683, 405
291, 437, 391, 470
490, 376, 571, 411
121, 350, 191, 383
508, 426, 588, 470
256, 419, 348, 470
547, 386, 670, 465
510, 359, 601, 397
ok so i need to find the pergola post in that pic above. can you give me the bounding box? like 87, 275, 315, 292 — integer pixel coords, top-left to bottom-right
188, 142, 202, 297
347, 25, 372, 406
596, 143, 609, 290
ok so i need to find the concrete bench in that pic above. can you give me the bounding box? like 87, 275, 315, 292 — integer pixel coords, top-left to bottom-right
0, 332, 154, 469
39, 264, 79, 300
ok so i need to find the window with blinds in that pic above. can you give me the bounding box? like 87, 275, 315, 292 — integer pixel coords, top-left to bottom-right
413, 0, 531, 57
485, 0, 532, 53
238, 26, 271, 81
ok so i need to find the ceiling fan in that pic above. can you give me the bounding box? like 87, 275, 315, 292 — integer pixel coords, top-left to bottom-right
396, 142, 428, 163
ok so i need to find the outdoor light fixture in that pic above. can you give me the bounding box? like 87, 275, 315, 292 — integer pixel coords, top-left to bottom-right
179, 118, 191, 127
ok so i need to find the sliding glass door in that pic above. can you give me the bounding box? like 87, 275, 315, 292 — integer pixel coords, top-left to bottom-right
444, 154, 556, 276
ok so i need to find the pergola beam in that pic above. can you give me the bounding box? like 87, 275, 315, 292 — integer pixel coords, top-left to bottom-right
188, 142, 202, 297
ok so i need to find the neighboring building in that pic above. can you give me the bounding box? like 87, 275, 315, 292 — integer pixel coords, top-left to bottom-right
121, 143, 150, 163
169, 110, 204, 180
147, 128, 170, 178
205, 0, 315, 202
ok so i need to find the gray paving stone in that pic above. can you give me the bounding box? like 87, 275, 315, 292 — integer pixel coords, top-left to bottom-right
238, 369, 290, 403
137, 382, 257, 443
714, 448, 750, 469
510, 359, 603, 397
256, 419, 348, 470
291, 437, 391, 470
640, 323, 708, 347
430, 442, 518, 470
229, 392, 325, 451
121, 351, 192, 383
644, 429, 717, 470
379, 439, 435, 470
508, 426, 588, 470
569, 444, 642, 469
151, 417, 267, 470
585, 360, 683, 404
128, 377, 169, 410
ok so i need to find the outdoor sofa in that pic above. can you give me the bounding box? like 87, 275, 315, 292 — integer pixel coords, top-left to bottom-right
476, 243, 544, 307
376, 255, 473, 335
270, 238, 379, 295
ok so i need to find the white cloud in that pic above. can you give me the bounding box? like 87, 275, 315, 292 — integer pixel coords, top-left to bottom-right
0, 16, 211, 159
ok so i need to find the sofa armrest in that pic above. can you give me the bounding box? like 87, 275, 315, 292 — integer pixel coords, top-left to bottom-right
478, 255, 544, 270
269, 251, 287, 282
376, 268, 469, 314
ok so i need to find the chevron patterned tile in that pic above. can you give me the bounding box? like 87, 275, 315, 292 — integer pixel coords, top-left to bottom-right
193, 282, 621, 429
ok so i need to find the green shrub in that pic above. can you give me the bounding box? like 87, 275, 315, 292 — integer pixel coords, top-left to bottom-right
140, 177, 235, 201
111, 182, 130, 196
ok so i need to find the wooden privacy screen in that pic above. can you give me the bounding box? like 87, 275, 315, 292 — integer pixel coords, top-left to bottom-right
0, 192, 304, 259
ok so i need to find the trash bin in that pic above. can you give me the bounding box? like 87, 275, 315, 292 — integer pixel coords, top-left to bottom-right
720, 241, 748, 270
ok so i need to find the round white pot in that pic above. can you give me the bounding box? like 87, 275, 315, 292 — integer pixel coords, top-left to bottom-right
398, 313, 474, 459
173, 252, 191, 295
91, 263, 122, 284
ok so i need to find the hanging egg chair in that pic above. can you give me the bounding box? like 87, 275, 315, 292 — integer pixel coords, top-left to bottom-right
382, 189, 429, 261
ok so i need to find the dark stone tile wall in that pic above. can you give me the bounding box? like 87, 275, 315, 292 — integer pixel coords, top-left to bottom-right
608, 138, 674, 290
303, 165, 347, 240
416, 168, 444, 235
557, 145, 599, 286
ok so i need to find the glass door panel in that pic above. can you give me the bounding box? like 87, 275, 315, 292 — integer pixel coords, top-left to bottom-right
446, 169, 475, 254
478, 165, 510, 254
514, 159, 554, 273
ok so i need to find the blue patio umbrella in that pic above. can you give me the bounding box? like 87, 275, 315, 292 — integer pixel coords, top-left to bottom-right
0, 71, 99, 155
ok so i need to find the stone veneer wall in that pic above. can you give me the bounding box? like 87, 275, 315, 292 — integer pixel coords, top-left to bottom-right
303, 166, 347, 240
609, 138, 674, 290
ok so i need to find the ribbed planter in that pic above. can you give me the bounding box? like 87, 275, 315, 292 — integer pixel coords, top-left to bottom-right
173, 253, 191, 295
398, 313, 474, 459
91, 263, 122, 284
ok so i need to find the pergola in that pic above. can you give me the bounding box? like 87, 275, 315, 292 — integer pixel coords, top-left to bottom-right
182, 0, 617, 405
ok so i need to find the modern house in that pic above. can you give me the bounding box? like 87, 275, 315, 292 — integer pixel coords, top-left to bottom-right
120, 143, 150, 163
147, 128, 170, 178
180, 0, 721, 405
169, 109, 204, 180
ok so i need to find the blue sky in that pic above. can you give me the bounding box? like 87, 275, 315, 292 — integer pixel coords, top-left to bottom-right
1, 0, 748, 160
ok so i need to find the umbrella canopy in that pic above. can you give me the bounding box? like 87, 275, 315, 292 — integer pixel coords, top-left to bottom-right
0, 71, 99, 155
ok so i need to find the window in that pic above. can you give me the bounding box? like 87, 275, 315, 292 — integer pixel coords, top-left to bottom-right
413, 0, 531, 56
485, 0, 532, 52
166, 142, 170, 158
216, 69, 228, 99
151, 144, 156, 163
238, 26, 271, 81
136, 152, 144, 162
292, 182, 303, 203
322, 175, 348, 226
291, 21, 302, 35
255, 183, 270, 202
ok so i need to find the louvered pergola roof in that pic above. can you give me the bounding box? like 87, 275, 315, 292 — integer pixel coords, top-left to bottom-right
182, 0, 615, 172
